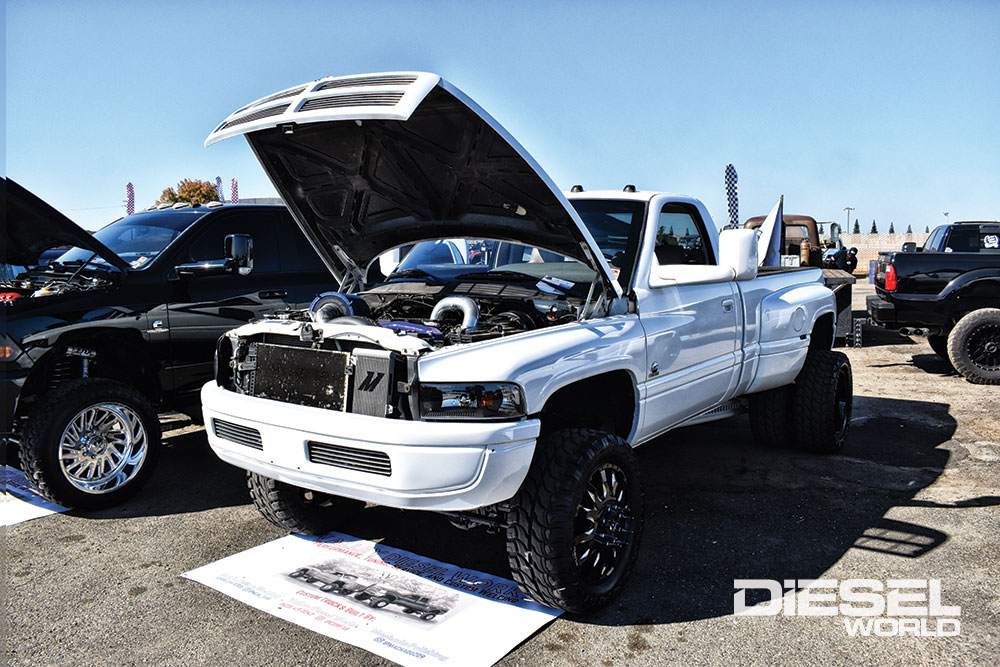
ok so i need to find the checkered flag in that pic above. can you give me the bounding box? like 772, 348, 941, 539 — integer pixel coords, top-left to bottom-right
126, 182, 134, 215
230, 177, 239, 204
724, 164, 739, 229
216, 176, 224, 202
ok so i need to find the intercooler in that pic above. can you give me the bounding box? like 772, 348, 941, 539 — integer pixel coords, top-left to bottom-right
240, 342, 395, 417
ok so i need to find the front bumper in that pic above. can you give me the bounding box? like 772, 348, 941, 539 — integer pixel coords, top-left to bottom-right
200, 382, 539, 511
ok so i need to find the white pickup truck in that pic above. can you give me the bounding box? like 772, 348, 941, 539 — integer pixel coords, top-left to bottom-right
200, 72, 853, 613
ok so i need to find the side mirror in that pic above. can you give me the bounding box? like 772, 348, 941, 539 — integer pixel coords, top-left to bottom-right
718, 228, 758, 280
901, 242, 917, 253
174, 233, 254, 278
225, 234, 253, 276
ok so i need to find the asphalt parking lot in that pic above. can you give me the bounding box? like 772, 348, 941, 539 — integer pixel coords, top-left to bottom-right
5, 283, 998, 666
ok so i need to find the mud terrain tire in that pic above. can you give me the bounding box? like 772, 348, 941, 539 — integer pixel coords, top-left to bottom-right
248, 472, 363, 535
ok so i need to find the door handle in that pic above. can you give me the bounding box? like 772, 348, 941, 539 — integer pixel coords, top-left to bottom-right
258, 290, 287, 299
722, 299, 735, 313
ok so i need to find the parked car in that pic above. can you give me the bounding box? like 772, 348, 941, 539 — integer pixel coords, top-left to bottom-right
2, 178, 335, 508
201, 71, 851, 613
868, 221, 1000, 384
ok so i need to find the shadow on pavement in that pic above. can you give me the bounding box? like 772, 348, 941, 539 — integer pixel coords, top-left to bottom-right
333, 395, 960, 627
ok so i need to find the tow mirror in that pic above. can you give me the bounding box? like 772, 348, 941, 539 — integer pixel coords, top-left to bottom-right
718, 228, 758, 281
225, 234, 254, 276
174, 233, 254, 278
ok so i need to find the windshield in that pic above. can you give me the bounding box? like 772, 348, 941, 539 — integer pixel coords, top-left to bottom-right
56, 209, 207, 270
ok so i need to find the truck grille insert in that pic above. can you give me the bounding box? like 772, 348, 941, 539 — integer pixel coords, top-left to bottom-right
213, 419, 263, 450
315, 75, 417, 90
221, 103, 290, 130
299, 92, 404, 111
307, 441, 392, 477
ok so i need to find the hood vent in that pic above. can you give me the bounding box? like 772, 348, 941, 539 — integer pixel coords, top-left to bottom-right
221, 103, 290, 131
299, 92, 404, 112
316, 75, 418, 90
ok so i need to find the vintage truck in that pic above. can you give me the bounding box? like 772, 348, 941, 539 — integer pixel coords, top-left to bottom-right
200, 72, 852, 613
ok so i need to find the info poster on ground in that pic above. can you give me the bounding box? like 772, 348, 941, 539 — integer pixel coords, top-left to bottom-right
1, 465, 67, 526
183, 532, 561, 667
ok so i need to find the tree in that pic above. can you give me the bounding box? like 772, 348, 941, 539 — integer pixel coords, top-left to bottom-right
888, 222, 895, 233
870, 219, 879, 234
925, 225, 930, 233
906, 224, 913, 233
157, 179, 219, 205
853, 220, 861, 234
818, 224, 826, 235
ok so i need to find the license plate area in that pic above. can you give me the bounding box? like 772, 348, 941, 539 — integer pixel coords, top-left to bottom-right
252, 343, 349, 411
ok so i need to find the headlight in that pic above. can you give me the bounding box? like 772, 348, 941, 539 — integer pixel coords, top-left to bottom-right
418, 383, 525, 421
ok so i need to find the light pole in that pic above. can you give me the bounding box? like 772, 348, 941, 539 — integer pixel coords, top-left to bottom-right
844, 206, 855, 232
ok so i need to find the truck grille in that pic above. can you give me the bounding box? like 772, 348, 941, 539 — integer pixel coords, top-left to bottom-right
299, 92, 404, 111
307, 441, 392, 476
212, 419, 263, 450
315, 75, 418, 90
221, 103, 290, 130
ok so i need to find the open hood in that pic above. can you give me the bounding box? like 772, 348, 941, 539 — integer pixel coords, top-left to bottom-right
205, 72, 621, 297
3, 178, 130, 270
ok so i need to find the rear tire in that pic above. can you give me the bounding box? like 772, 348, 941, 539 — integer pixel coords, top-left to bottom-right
791, 350, 853, 453
947, 309, 1000, 385
748, 386, 792, 449
506, 428, 643, 613
247, 472, 363, 535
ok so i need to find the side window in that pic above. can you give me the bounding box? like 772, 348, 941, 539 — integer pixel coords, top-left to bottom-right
274, 211, 329, 273
924, 226, 944, 251
655, 204, 711, 266
187, 213, 280, 273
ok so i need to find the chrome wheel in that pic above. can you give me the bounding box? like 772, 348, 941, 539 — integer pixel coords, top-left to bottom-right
58, 403, 148, 494
574, 463, 635, 586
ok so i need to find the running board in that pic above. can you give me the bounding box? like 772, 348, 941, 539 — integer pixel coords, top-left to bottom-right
674, 399, 745, 428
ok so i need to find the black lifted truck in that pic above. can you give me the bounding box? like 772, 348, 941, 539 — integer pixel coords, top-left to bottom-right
391, 595, 449, 621
1, 178, 334, 507
867, 221, 1000, 384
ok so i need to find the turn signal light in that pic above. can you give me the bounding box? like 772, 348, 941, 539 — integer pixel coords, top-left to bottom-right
885, 264, 897, 292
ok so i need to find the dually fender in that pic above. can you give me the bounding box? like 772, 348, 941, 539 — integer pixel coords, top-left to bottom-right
416, 315, 646, 415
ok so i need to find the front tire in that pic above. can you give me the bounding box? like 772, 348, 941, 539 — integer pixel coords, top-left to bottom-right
506, 428, 643, 613
947, 309, 1000, 385
19, 378, 160, 509
247, 473, 364, 535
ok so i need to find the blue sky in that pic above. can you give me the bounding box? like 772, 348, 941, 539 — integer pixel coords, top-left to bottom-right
6, 0, 999, 232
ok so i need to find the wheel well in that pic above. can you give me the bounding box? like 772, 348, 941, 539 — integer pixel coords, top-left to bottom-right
18, 331, 162, 418
810, 313, 835, 351
537, 371, 637, 440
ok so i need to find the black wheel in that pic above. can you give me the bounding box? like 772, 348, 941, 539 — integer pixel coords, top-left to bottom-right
948, 309, 1000, 385
791, 350, 853, 453
369, 599, 389, 609
420, 613, 437, 621
247, 472, 364, 535
506, 428, 643, 613
290, 569, 308, 579
748, 386, 792, 449
19, 378, 160, 509
320, 583, 335, 592
928, 334, 950, 360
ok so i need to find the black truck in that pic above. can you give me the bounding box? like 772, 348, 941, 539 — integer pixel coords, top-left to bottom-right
1, 179, 334, 508
867, 221, 1000, 384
